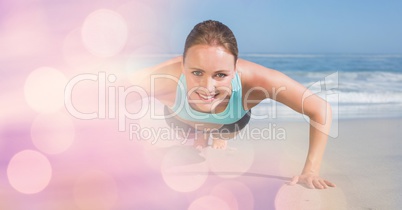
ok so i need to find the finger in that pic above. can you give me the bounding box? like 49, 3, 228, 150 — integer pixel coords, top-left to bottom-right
318, 179, 328, 189
312, 179, 323, 189
324, 180, 336, 187
322, 180, 329, 189
306, 178, 315, 189
289, 176, 299, 185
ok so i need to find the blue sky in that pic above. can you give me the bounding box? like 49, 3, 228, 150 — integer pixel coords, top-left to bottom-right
167, 0, 402, 54
2, 0, 401, 56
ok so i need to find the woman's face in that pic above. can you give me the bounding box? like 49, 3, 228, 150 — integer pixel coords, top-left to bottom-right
183, 44, 236, 113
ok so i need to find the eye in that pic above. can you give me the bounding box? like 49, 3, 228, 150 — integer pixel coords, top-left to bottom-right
215, 73, 227, 78
192, 71, 202, 76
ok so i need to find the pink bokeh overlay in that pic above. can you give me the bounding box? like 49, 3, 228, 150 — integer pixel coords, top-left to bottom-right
0, 1, 290, 209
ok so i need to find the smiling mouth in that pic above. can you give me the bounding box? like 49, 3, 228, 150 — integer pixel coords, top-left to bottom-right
196, 92, 219, 102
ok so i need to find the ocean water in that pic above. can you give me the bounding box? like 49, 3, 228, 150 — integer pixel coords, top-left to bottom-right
128, 54, 402, 120
240, 54, 402, 120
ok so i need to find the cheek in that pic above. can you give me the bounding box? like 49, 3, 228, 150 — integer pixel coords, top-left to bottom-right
186, 77, 197, 89
216, 80, 232, 94
185, 79, 199, 96
217, 79, 232, 88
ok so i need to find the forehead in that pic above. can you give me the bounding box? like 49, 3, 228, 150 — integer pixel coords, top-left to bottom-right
184, 45, 235, 71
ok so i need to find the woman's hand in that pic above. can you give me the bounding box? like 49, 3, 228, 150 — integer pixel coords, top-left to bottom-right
289, 173, 336, 189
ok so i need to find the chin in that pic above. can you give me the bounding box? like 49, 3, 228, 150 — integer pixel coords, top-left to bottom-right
193, 104, 215, 113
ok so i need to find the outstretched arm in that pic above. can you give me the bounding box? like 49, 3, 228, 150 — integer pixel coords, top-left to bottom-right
288, 88, 336, 189
240, 59, 336, 189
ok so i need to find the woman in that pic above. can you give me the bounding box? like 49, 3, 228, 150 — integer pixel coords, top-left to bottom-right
131, 20, 335, 189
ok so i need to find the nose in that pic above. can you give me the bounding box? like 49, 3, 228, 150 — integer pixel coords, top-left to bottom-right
200, 77, 215, 94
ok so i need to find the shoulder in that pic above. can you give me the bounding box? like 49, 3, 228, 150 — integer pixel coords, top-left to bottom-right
128, 56, 183, 95
129, 56, 182, 78
148, 56, 183, 78
236, 58, 284, 90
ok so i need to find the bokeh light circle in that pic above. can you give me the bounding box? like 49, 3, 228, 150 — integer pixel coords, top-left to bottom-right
31, 112, 75, 154
74, 169, 118, 210
24, 67, 67, 113
161, 147, 208, 192
81, 9, 128, 57
210, 185, 239, 210
7, 150, 52, 194
211, 181, 254, 210
62, 28, 103, 72
206, 141, 255, 178
188, 196, 231, 210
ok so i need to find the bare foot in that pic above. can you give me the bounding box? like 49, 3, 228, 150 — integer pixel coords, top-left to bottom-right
211, 138, 227, 149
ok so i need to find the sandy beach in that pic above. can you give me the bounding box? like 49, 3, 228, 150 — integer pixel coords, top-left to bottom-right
249, 118, 402, 209
1, 114, 401, 209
